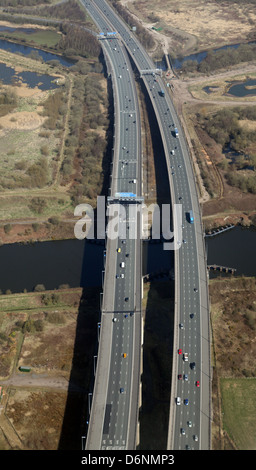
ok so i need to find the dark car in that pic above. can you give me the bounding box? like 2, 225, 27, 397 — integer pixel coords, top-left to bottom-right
190, 362, 196, 370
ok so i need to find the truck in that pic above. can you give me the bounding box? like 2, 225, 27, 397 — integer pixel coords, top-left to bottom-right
174, 127, 179, 137
183, 353, 188, 362
188, 210, 194, 224
159, 89, 165, 97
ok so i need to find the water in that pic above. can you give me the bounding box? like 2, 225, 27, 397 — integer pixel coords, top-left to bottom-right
203, 79, 256, 97
171, 41, 256, 69
227, 79, 256, 97
0, 239, 104, 294
0, 61, 61, 89
0, 37, 76, 88
0, 26, 36, 34
0, 38, 74, 67
0, 225, 254, 294
206, 226, 256, 277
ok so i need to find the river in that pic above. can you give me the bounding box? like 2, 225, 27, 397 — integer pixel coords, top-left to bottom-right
0, 239, 104, 294
0, 37, 74, 67
171, 41, 256, 70
0, 226, 254, 294
206, 226, 256, 278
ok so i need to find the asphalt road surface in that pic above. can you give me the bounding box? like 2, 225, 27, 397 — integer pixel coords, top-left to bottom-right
82, 0, 211, 451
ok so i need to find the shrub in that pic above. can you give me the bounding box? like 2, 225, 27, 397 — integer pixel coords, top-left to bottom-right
45, 311, 66, 324
4, 224, 12, 234
34, 284, 46, 292
48, 216, 60, 225
32, 223, 40, 232
29, 198, 47, 214
27, 158, 48, 188
40, 145, 49, 156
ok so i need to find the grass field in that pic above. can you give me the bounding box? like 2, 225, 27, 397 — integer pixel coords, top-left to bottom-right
221, 378, 256, 450
0, 28, 61, 48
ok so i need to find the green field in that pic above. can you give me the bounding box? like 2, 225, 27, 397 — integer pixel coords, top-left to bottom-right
221, 378, 256, 450
0, 29, 61, 48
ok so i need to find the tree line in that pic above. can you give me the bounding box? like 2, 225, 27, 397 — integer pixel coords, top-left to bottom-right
58, 23, 100, 59
110, 0, 155, 50
199, 106, 256, 194
0, 0, 51, 5
60, 69, 109, 203
179, 43, 256, 74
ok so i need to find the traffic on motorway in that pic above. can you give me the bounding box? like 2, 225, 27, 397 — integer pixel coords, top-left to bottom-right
82, 0, 142, 450
82, 0, 210, 451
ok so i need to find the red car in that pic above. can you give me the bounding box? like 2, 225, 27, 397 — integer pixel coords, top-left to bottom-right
178, 374, 182, 380
196, 380, 200, 387
178, 349, 182, 355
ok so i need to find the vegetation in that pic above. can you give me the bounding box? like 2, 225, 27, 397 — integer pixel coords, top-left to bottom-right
180, 43, 256, 74
210, 276, 256, 378
210, 276, 256, 449
220, 378, 256, 450
58, 23, 100, 58
26, 157, 49, 188
0, 0, 51, 5
0, 88, 17, 117
215, 0, 256, 4
0, 27, 109, 223
0, 29, 60, 48
40, 0, 86, 22
41, 89, 66, 130
28, 198, 47, 214
110, 0, 155, 50
60, 70, 109, 203
198, 107, 256, 193
0, 0, 91, 27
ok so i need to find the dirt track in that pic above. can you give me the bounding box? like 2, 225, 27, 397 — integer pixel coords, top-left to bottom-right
1, 373, 71, 391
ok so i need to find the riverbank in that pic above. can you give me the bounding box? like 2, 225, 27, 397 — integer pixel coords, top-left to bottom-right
0, 217, 75, 245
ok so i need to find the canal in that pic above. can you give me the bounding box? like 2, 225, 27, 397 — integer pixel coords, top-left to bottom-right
0, 226, 254, 294
206, 226, 256, 277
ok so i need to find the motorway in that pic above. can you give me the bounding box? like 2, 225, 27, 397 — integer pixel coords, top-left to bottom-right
81, 0, 211, 451
82, 0, 142, 450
